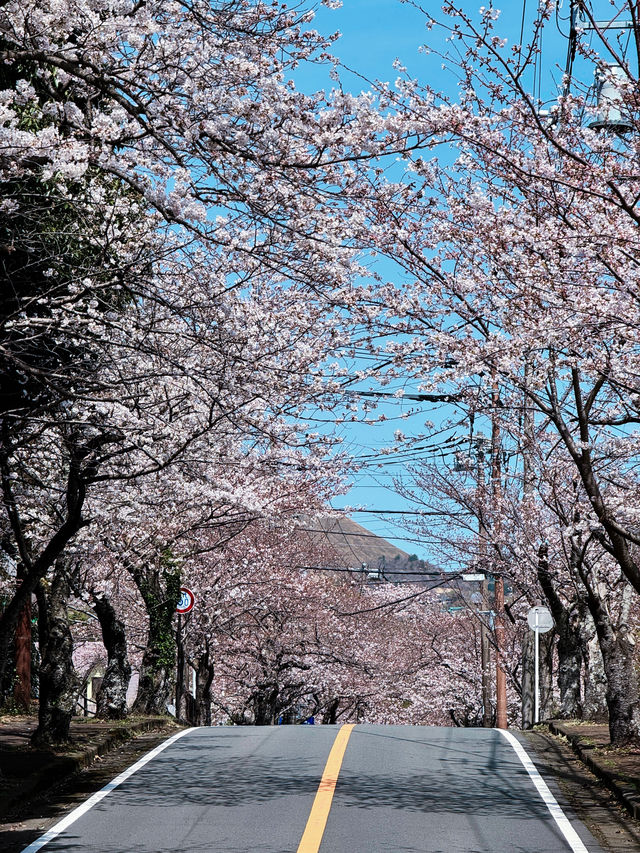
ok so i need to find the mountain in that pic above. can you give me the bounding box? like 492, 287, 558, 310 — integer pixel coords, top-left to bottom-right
299, 516, 440, 585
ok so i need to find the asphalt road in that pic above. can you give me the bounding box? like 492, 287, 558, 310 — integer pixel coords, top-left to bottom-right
21, 725, 605, 853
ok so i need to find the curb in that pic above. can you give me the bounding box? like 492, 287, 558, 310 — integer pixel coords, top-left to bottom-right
2, 718, 178, 817
548, 721, 640, 820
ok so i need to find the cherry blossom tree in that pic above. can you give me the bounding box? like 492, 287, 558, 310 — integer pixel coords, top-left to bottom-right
0, 0, 414, 734
343, 0, 640, 743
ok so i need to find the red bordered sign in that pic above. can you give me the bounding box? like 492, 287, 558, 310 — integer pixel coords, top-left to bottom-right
176, 587, 195, 614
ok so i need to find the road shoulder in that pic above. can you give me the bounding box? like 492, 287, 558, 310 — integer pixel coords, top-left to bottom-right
523, 730, 640, 853
0, 718, 180, 853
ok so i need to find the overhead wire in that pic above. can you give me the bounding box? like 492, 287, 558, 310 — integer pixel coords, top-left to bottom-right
519, 0, 528, 67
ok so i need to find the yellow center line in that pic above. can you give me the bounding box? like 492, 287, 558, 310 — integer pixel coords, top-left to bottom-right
296, 724, 355, 853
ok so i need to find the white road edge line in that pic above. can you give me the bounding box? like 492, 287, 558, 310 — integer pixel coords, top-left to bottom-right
20, 726, 198, 853
497, 728, 590, 853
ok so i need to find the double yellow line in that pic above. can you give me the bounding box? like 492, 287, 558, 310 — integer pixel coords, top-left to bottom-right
296, 724, 355, 853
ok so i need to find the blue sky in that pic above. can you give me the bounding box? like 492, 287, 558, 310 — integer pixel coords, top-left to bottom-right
293, 1, 623, 561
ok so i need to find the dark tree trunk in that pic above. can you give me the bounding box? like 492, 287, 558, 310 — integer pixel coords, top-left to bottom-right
578, 561, 640, 744
539, 630, 554, 719
537, 542, 583, 718
131, 558, 181, 716
556, 627, 583, 718
175, 614, 188, 723
133, 619, 176, 716
596, 618, 640, 744
92, 594, 131, 720
32, 568, 79, 746
0, 633, 16, 708
193, 640, 214, 726
251, 684, 279, 726
0, 430, 88, 693
322, 698, 340, 725
521, 629, 534, 729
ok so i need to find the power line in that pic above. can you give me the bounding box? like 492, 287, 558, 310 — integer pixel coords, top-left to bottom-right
342, 390, 461, 403
346, 509, 472, 516
296, 564, 441, 577
298, 526, 418, 541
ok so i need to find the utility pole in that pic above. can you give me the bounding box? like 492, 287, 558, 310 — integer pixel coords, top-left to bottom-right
474, 436, 493, 728
491, 380, 508, 730
521, 358, 536, 729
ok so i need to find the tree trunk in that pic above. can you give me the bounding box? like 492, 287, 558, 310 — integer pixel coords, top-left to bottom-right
581, 575, 640, 744
193, 641, 214, 726
251, 683, 279, 725
132, 615, 176, 716
322, 697, 340, 725
32, 567, 79, 746
536, 542, 583, 718
521, 629, 534, 729
131, 558, 181, 716
175, 614, 193, 723
539, 630, 554, 720
92, 594, 131, 720
556, 627, 583, 718
582, 630, 608, 721
0, 434, 87, 694
599, 628, 640, 744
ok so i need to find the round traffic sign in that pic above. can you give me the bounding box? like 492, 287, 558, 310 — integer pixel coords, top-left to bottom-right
527, 605, 553, 633
176, 587, 195, 614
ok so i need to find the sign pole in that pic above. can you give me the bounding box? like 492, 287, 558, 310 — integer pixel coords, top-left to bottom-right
534, 609, 540, 724
176, 611, 183, 717
527, 604, 553, 726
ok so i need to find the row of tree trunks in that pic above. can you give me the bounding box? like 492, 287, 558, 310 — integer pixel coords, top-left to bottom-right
524, 537, 640, 744
12, 548, 636, 742
6, 552, 181, 742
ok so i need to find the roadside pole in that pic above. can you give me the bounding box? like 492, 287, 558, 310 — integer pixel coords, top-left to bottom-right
527, 605, 554, 724
480, 595, 492, 727
175, 587, 195, 721
472, 435, 493, 728
491, 377, 508, 730
176, 611, 184, 717
494, 574, 508, 729
534, 607, 539, 724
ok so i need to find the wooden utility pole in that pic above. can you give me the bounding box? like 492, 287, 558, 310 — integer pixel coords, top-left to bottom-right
494, 575, 508, 729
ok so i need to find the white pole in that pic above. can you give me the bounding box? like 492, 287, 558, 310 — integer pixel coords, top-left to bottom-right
534, 609, 540, 725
